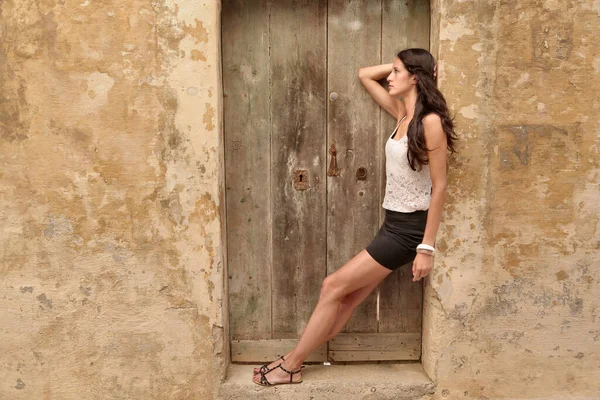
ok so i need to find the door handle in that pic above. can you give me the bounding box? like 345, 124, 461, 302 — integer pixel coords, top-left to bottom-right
327, 143, 340, 177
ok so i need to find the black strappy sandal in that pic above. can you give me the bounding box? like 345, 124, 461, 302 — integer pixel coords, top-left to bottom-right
254, 362, 305, 386
254, 355, 285, 375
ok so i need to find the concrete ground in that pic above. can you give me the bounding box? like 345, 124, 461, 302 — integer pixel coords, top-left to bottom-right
218, 362, 436, 399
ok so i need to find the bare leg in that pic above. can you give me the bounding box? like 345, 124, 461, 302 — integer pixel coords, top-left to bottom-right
253, 250, 391, 384
253, 279, 379, 374
323, 279, 381, 340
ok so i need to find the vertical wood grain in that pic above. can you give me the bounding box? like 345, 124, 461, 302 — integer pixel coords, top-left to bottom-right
270, 0, 328, 339
327, 0, 382, 333
223, 0, 272, 340
223, 0, 430, 361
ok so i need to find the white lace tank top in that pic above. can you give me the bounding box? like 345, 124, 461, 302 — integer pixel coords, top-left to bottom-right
381, 116, 432, 212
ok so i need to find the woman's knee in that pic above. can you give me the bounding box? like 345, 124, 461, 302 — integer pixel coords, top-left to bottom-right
320, 274, 346, 300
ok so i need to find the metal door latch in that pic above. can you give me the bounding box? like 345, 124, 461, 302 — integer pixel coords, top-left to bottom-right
327, 144, 340, 177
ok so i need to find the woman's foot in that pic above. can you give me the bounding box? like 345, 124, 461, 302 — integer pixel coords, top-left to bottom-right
253, 355, 286, 375
252, 361, 304, 386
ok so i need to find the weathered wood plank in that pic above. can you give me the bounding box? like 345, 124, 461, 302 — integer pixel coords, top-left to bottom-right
378, 0, 430, 336
270, 1, 328, 339
231, 340, 327, 363
222, 0, 272, 341
329, 350, 420, 361
327, 0, 382, 334
378, 264, 424, 332
329, 332, 421, 361
330, 332, 421, 350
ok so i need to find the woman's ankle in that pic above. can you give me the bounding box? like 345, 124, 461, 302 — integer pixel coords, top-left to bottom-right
282, 354, 303, 370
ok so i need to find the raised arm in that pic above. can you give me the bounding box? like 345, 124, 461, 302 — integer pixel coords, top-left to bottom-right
358, 64, 406, 120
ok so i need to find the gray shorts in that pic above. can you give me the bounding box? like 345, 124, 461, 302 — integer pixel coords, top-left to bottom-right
365, 209, 428, 271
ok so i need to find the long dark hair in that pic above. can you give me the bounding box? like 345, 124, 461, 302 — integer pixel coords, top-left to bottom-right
397, 48, 457, 170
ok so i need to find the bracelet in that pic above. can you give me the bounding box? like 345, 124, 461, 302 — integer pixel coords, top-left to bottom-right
417, 243, 436, 253
416, 248, 435, 256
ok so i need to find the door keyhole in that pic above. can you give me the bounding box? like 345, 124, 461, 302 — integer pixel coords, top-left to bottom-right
293, 170, 309, 190
356, 167, 367, 180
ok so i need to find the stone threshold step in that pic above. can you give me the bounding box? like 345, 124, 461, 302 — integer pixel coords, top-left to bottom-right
218, 362, 436, 400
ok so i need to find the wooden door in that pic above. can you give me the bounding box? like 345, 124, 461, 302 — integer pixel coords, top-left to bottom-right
223, 0, 430, 363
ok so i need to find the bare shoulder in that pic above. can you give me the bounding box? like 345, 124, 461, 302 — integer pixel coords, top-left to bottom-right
421, 113, 446, 147
422, 113, 442, 128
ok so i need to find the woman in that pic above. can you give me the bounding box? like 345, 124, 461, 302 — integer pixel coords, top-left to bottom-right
253, 48, 457, 386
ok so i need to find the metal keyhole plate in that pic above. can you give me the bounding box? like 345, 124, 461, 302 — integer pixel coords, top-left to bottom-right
293, 170, 310, 190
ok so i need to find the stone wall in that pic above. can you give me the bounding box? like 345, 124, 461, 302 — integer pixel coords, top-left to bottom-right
424, 0, 600, 398
0, 1, 598, 399
0, 1, 225, 398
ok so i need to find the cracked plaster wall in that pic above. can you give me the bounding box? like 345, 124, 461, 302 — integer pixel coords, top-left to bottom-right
1, 1, 599, 400
423, 0, 599, 399
0, 0, 225, 399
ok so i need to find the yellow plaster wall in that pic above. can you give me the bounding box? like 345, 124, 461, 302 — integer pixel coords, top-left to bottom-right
0, 0, 225, 398
423, 0, 600, 398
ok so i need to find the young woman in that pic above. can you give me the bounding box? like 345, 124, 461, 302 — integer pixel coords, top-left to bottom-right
253, 48, 457, 386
